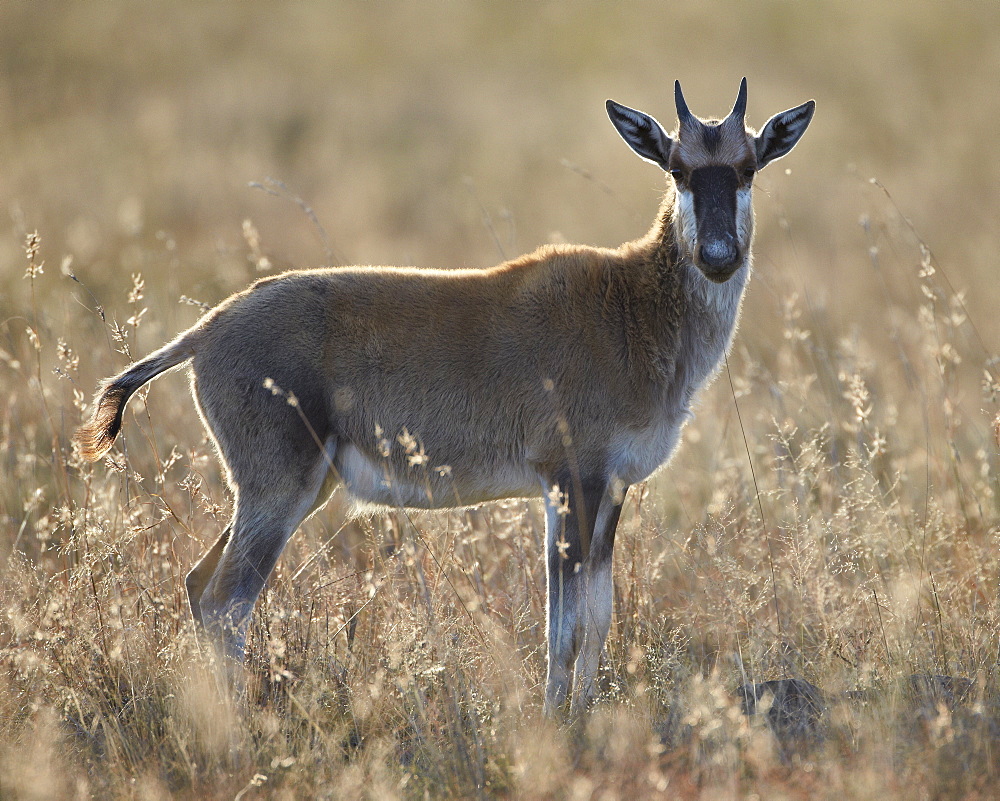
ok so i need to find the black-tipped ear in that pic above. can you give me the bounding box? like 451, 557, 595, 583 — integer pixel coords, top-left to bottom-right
606, 99, 673, 170
755, 100, 815, 169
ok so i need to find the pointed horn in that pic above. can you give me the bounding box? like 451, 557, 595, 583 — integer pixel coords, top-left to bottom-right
674, 80, 695, 127
726, 77, 748, 125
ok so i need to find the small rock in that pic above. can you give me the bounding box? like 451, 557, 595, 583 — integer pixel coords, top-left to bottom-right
737, 678, 826, 755
907, 674, 974, 711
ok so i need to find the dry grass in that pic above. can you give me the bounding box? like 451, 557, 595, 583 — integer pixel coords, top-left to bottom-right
2, 2, 1000, 798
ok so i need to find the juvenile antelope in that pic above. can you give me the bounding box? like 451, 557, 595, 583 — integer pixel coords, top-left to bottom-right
75, 79, 814, 715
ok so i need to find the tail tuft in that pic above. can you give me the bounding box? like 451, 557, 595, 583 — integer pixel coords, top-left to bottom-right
73, 327, 201, 462
73, 382, 130, 461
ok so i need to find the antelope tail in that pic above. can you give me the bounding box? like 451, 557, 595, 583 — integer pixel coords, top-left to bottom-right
74, 329, 202, 461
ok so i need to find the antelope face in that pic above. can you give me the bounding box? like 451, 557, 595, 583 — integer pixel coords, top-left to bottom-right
669, 152, 755, 282
606, 78, 815, 282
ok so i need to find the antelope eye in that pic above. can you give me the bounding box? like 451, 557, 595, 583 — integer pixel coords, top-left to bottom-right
669, 169, 684, 182
743, 167, 756, 182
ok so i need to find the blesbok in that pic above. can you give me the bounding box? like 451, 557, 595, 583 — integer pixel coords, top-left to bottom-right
75, 79, 814, 715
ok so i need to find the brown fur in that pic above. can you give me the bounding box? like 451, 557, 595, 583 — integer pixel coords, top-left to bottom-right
77, 196, 683, 497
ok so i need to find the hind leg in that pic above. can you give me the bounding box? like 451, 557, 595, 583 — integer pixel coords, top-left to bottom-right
193, 439, 338, 664
188, 345, 341, 662
186, 525, 231, 623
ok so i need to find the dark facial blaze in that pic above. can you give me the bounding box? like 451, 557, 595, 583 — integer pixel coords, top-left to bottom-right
689, 165, 742, 279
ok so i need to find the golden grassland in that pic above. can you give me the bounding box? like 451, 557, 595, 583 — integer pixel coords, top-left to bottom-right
2, 2, 1000, 798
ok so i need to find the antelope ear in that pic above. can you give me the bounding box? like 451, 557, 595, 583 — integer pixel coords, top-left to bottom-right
606, 99, 673, 170
755, 100, 815, 169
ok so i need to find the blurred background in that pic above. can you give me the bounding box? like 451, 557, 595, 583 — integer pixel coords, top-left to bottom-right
2, 8, 1000, 791
2, 0, 999, 535
2, 1, 999, 330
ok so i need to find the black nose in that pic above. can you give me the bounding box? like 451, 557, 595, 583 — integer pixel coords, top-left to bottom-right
699, 237, 740, 269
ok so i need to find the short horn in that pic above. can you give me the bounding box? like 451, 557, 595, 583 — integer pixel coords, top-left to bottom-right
726, 77, 748, 124
674, 80, 695, 127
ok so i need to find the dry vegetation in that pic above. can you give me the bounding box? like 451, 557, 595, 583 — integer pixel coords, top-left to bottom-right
3, 2, 1000, 799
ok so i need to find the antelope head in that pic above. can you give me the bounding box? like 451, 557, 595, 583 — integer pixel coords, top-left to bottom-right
607, 78, 815, 282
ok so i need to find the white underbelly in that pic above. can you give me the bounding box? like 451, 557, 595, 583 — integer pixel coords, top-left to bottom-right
333, 442, 540, 510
